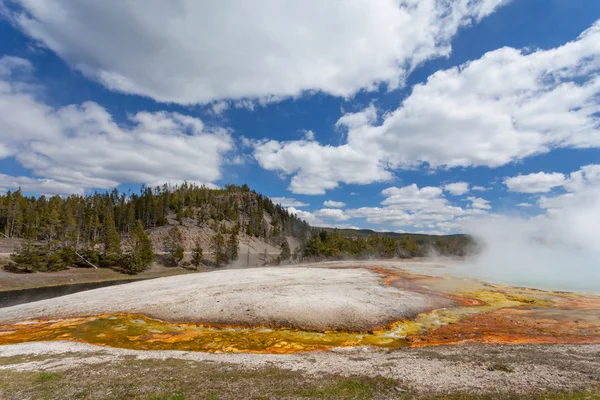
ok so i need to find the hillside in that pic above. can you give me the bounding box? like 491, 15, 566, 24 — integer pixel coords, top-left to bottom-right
0, 183, 310, 273
0, 182, 475, 274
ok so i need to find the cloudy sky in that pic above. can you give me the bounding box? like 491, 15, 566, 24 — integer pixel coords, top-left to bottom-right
0, 0, 599, 234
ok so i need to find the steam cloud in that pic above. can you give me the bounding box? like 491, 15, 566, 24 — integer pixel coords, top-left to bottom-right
460, 187, 600, 294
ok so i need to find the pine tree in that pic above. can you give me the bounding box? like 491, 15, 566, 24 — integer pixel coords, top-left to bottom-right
280, 239, 291, 261
190, 239, 203, 271
228, 232, 239, 261
211, 233, 227, 267
164, 226, 184, 266
102, 214, 121, 264
128, 220, 154, 273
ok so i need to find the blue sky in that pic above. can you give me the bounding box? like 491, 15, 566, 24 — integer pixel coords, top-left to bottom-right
0, 0, 599, 234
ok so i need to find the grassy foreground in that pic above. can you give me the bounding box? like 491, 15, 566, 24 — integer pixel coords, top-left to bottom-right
0, 355, 598, 400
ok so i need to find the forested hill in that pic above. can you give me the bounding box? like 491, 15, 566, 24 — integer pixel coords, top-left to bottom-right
0, 183, 311, 273
0, 183, 474, 274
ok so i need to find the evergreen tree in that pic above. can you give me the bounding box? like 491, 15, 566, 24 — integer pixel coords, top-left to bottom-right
163, 226, 184, 266
211, 233, 227, 267
228, 232, 239, 261
190, 239, 204, 271
102, 214, 121, 266
126, 220, 154, 273
280, 239, 291, 261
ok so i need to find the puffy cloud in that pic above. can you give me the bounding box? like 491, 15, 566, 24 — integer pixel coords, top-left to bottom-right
5, 0, 508, 104
0, 56, 233, 194
503, 165, 600, 209
537, 164, 600, 211
504, 172, 567, 193
517, 203, 533, 207
253, 137, 392, 195
564, 164, 600, 192
444, 182, 470, 195
323, 200, 346, 208
472, 185, 489, 191
302, 130, 316, 141
285, 207, 357, 229
467, 196, 492, 210
0, 174, 83, 196
254, 21, 600, 194
271, 197, 309, 208
314, 208, 350, 222
346, 184, 489, 231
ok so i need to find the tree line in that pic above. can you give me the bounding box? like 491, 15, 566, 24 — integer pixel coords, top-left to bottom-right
301, 230, 474, 260
1, 183, 310, 273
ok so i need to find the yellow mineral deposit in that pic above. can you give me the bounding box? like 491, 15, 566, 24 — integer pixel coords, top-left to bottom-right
1, 270, 598, 353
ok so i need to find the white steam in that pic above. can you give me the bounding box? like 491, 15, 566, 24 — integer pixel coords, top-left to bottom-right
460, 186, 600, 294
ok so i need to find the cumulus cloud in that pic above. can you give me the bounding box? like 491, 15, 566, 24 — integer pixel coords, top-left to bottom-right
346, 184, 489, 231
4, 0, 509, 104
0, 173, 82, 196
253, 136, 392, 194
314, 208, 350, 222
504, 172, 567, 193
254, 21, 600, 194
271, 197, 309, 208
285, 207, 357, 229
0, 56, 233, 195
467, 196, 492, 209
444, 182, 470, 195
516, 203, 533, 207
323, 200, 346, 208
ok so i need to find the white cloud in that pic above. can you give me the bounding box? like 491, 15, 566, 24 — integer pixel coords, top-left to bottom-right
314, 208, 350, 222
254, 21, 600, 194
472, 185, 489, 191
516, 203, 533, 207
271, 197, 309, 208
0, 173, 83, 196
285, 207, 357, 229
444, 182, 469, 195
302, 130, 315, 141
0, 56, 233, 194
345, 184, 489, 232
564, 164, 600, 192
4, 0, 509, 104
323, 200, 346, 208
467, 196, 492, 209
253, 135, 392, 194
504, 172, 567, 193
210, 101, 230, 116
504, 165, 600, 204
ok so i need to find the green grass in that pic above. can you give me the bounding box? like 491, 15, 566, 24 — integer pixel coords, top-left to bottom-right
0, 356, 597, 400
35, 372, 64, 382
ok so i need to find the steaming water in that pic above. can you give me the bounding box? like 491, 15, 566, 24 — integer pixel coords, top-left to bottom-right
462, 186, 600, 295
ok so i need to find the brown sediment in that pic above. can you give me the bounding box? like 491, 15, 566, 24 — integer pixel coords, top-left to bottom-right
369, 266, 485, 307
407, 307, 600, 347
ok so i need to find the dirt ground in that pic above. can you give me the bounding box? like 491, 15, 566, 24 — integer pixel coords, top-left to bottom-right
0, 260, 192, 291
